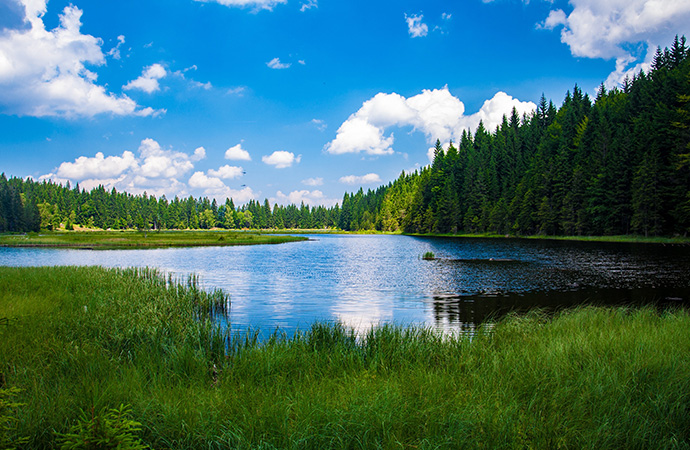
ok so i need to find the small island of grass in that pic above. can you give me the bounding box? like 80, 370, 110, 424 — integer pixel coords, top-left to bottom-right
0, 230, 307, 249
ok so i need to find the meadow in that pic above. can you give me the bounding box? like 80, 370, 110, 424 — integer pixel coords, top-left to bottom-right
0, 230, 306, 249
1, 266, 688, 449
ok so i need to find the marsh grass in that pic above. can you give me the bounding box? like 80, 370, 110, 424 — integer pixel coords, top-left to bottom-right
0, 230, 306, 249
1, 266, 689, 449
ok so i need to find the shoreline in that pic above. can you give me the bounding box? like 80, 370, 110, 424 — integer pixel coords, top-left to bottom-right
0, 230, 307, 249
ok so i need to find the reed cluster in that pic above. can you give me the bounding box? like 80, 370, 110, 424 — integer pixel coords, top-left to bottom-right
1, 266, 688, 449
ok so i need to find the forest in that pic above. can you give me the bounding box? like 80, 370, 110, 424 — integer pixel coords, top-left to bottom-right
1, 36, 689, 237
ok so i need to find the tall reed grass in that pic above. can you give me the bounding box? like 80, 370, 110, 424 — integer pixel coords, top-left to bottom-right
1, 266, 688, 449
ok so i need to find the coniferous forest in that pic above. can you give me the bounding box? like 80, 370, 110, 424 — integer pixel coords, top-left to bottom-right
2, 37, 689, 237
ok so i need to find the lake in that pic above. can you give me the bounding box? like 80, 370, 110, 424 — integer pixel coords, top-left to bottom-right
2, 234, 689, 336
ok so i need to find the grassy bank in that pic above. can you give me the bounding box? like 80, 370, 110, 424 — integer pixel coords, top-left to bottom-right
0, 230, 307, 249
1, 266, 689, 449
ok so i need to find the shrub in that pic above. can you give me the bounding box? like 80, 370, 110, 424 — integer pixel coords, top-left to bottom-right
56, 404, 148, 450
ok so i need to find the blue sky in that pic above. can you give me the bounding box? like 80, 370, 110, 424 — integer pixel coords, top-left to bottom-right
1, 0, 689, 206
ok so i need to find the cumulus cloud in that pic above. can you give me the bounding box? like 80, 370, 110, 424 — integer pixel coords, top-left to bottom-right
339, 173, 382, 185
193, 0, 286, 11
208, 165, 244, 179
124, 64, 167, 93
271, 189, 338, 207
325, 87, 535, 156
302, 177, 324, 186
191, 146, 206, 161
266, 57, 291, 69
0, 0, 155, 117
225, 143, 251, 161
538, 0, 690, 87
137, 138, 194, 179
262, 151, 301, 168
55, 151, 137, 180
189, 171, 225, 189
40, 138, 207, 198
405, 14, 428, 38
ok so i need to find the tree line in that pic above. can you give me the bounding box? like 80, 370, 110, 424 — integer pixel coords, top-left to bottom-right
2, 36, 689, 236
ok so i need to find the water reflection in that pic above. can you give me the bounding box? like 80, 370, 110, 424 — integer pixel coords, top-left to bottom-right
1, 235, 688, 337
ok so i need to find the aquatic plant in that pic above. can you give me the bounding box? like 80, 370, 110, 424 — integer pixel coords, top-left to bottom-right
422, 251, 435, 260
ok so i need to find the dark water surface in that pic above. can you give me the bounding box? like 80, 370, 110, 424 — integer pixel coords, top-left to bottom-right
2, 234, 689, 335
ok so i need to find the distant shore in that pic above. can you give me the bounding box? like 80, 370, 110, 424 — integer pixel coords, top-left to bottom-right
1, 228, 688, 249
260, 228, 690, 245
0, 230, 307, 249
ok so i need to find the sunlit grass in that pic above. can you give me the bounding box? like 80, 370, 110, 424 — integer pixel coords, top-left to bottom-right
1, 266, 689, 449
0, 230, 307, 249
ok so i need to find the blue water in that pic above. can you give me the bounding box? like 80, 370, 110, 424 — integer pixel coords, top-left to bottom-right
2, 234, 689, 335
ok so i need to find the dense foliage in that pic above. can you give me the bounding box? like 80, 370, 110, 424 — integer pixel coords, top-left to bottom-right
383, 36, 690, 237
2, 37, 689, 236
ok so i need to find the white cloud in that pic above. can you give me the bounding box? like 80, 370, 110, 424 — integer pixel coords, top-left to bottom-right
124, 63, 167, 93
267, 57, 291, 69
190, 80, 212, 90
192, 146, 206, 161
193, 0, 286, 11
189, 171, 256, 203
325, 116, 396, 155
325, 87, 535, 156
339, 173, 382, 185
539, 0, 690, 87
312, 118, 327, 131
405, 14, 428, 38
302, 177, 324, 186
106, 35, 125, 60
55, 151, 137, 180
300, 0, 317, 12
540, 9, 567, 30
40, 138, 211, 198
271, 189, 338, 207
225, 143, 252, 161
219, 186, 256, 204
189, 171, 225, 189
262, 150, 301, 168
227, 86, 247, 96
0, 0, 154, 117
137, 138, 194, 179
208, 165, 244, 179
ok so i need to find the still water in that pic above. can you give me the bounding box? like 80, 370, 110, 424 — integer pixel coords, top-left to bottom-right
2, 234, 689, 335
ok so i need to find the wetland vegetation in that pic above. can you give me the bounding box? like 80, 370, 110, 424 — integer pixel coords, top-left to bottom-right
1, 266, 689, 449
0, 230, 306, 249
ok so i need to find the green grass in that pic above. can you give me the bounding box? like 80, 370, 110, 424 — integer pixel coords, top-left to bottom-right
421, 251, 435, 260
0, 230, 307, 249
1, 266, 689, 449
